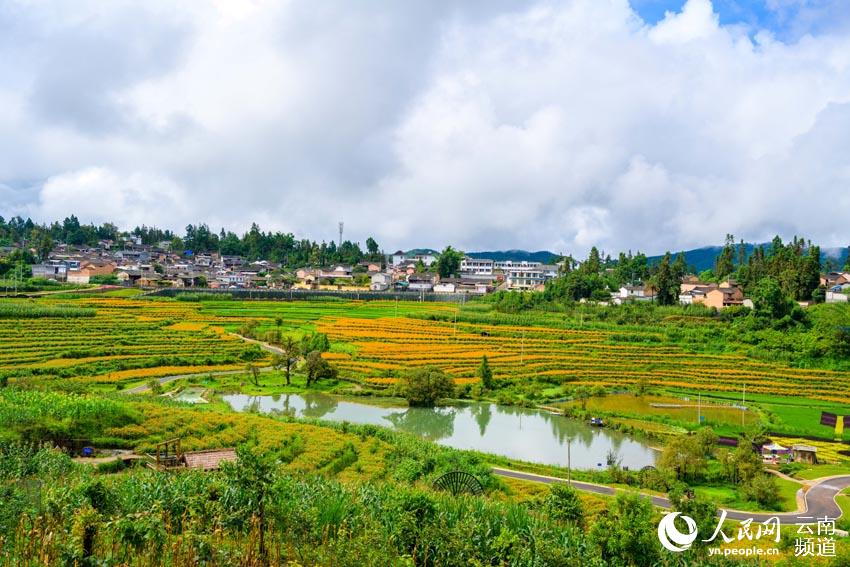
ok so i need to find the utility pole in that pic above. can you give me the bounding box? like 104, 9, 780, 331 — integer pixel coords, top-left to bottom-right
520, 330, 525, 364
698, 392, 701, 425
338, 221, 343, 248
567, 438, 572, 486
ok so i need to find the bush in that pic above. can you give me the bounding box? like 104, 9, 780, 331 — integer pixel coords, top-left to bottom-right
544, 483, 584, 527
740, 474, 782, 509
399, 366, 455, 407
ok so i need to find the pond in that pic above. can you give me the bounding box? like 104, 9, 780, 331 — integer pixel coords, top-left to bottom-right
222, 393, 658, 470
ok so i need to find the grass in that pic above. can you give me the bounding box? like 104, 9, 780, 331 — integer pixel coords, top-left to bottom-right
789, 463, 850, 481
673, 389, 850, 440
836, 489, 850, 532
691, 477, 800, 513
180, 369, 355, 396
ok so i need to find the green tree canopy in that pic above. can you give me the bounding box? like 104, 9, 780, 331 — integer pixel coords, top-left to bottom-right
401, 366, 455, 407
435, 247, 463, 278
476, 356, 494, 390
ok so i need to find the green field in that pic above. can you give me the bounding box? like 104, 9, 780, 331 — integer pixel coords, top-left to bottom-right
2, 292, 850, 565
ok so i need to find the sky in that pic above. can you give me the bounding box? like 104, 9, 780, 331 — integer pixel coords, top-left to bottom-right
1, 0, 850, 256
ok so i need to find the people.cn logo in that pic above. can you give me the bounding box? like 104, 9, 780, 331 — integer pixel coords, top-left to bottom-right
657, 512, 698, 552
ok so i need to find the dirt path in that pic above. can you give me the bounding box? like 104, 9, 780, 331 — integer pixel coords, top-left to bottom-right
125, 333, 284, 394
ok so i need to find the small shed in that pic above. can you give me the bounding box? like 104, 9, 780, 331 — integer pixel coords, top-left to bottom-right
791, 444, 818, 464
761, 443, 790, 455
147, 438, 237, 471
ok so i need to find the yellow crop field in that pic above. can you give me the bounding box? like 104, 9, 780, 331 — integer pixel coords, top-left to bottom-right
315, 315, 850, 403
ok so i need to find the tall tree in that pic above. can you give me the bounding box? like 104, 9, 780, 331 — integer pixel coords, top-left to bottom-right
714, 234, 736, 279
304, 351, 337, 386
476, 356, 494, 390
435, 246, 463, 278
653, 252, 680, 306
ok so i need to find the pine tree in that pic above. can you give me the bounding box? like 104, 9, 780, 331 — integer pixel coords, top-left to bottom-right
477, 356, 494, 390
653, 252, 679, 306
714, 234, 736, 279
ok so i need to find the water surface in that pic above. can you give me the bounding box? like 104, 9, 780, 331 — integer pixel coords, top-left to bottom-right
223, 393, 658, 470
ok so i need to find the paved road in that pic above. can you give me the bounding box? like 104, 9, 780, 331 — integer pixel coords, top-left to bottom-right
493, 467, 850, 524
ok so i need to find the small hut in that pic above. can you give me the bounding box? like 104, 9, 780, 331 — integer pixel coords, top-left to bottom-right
147, 438, 237, 471
791, 444, 818, 465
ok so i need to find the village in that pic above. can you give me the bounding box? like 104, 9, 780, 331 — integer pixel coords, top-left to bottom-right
13, 236, 850, 307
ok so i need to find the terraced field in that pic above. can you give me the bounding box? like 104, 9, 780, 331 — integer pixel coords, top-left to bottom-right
0, 296, 260, 388
2, 294, 848, 407
314, 315, 850, 403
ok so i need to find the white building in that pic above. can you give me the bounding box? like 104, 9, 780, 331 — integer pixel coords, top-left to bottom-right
370, 273, 392, 291
495, 260, 541, 271
505, 264, 558, 290
390, 251, 438, 267
826, 289, 849, 303
461, 257, 494, 275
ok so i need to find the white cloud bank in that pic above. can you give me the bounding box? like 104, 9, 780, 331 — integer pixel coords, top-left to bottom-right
1, 0, 849, 255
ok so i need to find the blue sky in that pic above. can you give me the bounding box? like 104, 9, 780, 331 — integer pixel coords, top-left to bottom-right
632, 0, 849, 39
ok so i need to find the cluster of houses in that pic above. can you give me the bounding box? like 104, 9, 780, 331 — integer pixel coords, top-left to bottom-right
371, 252, 560, 294
21, 242, 562, 295
612, 277, 752, 309
16, 239, 850, 304
29, 240, 279, 289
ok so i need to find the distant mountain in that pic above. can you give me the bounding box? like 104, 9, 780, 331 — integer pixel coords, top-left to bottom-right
467, 250, 558, 263
648, 244, 849, 273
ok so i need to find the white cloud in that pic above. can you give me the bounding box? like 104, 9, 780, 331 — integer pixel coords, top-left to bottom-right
1, 0, 850, 255
649, 0, 719, 44
36, 168, 191, 230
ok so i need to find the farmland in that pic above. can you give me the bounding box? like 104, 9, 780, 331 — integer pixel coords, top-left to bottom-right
2, 291, 850, 565
3, 293, 850, 442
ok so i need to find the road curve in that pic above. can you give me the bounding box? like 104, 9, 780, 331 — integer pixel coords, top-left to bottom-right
492, 467, 850, 524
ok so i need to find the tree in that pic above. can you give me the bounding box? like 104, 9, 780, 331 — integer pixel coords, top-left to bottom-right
740, 473, 781, 508
724, 439, 763, 486
365, 236, 381, 261
590, 492, 660, 567
303, 351, 337, 386
476, 356, 494, 390
714, 234, 736, 279
273, 337, 300, 386
301, 332, 330, 354
657, 430, 714, 482
435, 246, 463, 278
652, 252, 679, 305
221, 443, 275, 564
246, 363, 260, 387
668, 485, 718, 554
750, 277, 806, 327
401, 366, 455, 407
544, 483, 585, 527
574, 386, 591, 410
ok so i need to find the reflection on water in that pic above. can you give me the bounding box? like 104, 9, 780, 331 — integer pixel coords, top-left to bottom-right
223, 393, 657, 469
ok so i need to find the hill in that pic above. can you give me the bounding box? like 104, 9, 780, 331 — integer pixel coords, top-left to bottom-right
466, 250, 558, 263
648, 244, 849, 273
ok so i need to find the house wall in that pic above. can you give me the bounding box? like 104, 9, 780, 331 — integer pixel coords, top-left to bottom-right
703, 290, 725, 309
67, 272, 90, 284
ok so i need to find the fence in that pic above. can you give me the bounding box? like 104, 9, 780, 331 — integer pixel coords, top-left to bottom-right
146, 287, 473, 303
